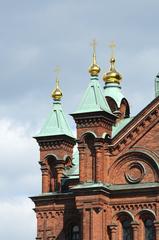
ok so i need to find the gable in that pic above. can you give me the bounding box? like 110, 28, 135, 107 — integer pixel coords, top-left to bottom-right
134, 121, 159, 155
111, 96, 159, 156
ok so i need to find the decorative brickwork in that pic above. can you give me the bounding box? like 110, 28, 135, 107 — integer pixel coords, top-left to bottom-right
31, 84, 159, 239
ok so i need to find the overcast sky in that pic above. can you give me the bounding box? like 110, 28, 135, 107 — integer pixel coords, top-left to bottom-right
0, 1, 159, 239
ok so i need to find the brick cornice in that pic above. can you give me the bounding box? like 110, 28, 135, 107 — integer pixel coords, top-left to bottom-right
35, 135, 76, 148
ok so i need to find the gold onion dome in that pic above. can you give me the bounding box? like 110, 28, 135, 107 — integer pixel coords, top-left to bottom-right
89, 39, 100, 76
103, 57, 122, 84
89, 52, 100, 76
51, 79, 63, 101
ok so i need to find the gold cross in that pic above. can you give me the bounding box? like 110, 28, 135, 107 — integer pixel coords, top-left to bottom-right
54, 65, 61, 80
91, 39, 97, 54
109, 41, 116, 58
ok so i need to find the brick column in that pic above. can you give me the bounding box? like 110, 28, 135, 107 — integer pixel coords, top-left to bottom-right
109, 224, 117, 240
131, 221, 139, 240
41, 165, 49, 193
94, 141, 103, 182
78, 143, 86, 183
56, 164, 64, 192
154, 221, 159, 239
104, 144, 110, 182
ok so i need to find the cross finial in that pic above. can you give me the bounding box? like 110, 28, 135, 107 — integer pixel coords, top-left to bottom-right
91, 39, 97, 55
109, 41, 116, 58
54, 66, 61, 80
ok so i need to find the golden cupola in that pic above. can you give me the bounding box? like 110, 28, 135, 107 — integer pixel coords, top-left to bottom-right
89, 39, 100, 77
51, 79, 63, 101
103, 42, 122, 84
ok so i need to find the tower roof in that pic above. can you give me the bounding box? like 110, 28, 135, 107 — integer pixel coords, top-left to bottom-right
73, 43, 112, 115
35, 78, 74, 139
73, 76, 112, 114
36, 101, 74, 138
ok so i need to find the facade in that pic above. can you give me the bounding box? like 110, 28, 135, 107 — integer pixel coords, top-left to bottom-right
31, 46, 159, 240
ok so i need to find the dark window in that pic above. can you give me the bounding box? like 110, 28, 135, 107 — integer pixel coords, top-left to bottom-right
122, 220, 132, 240
144, 219, 155, 240
71, 225, 80, 240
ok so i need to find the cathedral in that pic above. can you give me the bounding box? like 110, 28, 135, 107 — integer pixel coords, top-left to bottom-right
31, 43, 159, 240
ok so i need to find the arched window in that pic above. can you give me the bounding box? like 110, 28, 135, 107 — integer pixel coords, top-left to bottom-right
144, 219, 155, 240
122, 219, 132, 240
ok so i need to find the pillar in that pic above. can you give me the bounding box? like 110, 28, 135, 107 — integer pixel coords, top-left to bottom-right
78, 143, 86, 183
41, 165, 49, 193
94, 140, 103, 182
131, 221, 139, 240
109, 224, 117, 240
56, 164, 64, 192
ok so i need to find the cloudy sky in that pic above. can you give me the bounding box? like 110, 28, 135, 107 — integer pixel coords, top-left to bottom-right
0, 0, 159, 239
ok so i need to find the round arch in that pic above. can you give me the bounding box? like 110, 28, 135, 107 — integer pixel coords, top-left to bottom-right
109, 149, 159, 182
45, 153, 58, 161
113, 210, 134, 222
137, 209, 156, 221
79, 131, 97, 142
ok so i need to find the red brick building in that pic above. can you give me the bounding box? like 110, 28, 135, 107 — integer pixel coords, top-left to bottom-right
31, 46, 159, 240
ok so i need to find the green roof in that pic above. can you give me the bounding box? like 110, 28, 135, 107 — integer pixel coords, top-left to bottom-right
36, 101, 74, 138
73, 76, 112, 114
104, 83, 125, 107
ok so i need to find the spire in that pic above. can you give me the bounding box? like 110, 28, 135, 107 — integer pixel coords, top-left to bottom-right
88, 39, 100, 77
103, 42, 122, 84
51, 66, 63, 101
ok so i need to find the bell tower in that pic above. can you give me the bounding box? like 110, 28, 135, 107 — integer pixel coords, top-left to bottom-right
71, 41, 116, 184
34, 74, 75, 194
